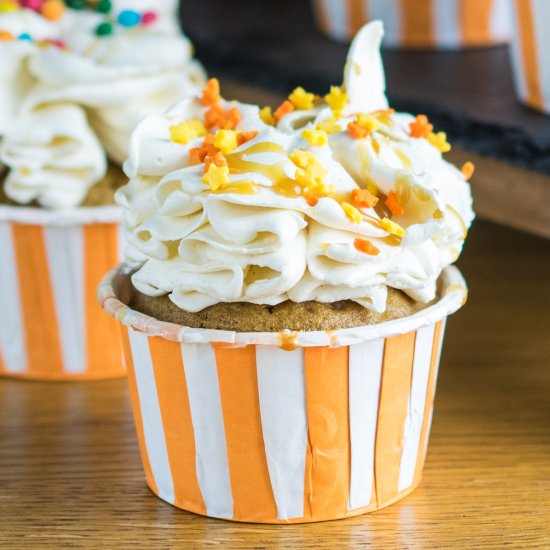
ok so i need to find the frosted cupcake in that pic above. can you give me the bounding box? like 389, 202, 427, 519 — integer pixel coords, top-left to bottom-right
0, 0, 205, 379
101, 22, 474, 522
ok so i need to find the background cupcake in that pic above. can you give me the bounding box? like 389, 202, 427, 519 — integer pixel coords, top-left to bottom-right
101, 22, 474, 522
0, 0, 205, 379
311, 0, 510, 49
508, 0, 550, 114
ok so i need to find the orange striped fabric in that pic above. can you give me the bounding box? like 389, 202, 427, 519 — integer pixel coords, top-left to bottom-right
460, 0, 493, 45
215, 345, 278, 522
12, 224, 64, 378
374, 332, 416, 507
84, 223, 123, 378
150, 336, 206, 514
514, 0, 544, 111
313, 0, 510, 48
414, 320, 445, 485
122, 328, 159, 497
346, 0, 369, 38
400, 0, 434, 47
122, 320, 450, 524
0, 220, 124, 380
312, 0, 331, 36
304, 346, 350, 521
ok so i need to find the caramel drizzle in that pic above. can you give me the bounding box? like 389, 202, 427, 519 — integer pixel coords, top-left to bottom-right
446, 205, 468, 238
279, 331, 299, 351
225, 141, 393, 233
226, 142, 301, 198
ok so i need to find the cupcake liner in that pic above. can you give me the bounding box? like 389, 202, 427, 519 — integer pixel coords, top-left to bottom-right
99, 264, 467, 523
0, 205, 125, 380
509, 0, 550, 114
312, 0, 510, 48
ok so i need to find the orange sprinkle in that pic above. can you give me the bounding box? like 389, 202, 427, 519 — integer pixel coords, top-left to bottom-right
461, 161, 475, 180
0, 30, 14, 41
351, 188, 379, 208
188, 134, 218, 165
347, 121, 369, 140
204, 105, 224, 129
237, 130, 259, 146
41, 0, 65, 21
305, 195, 319, 207
274, 100, 295, 123
188, 148, 203, 165
204, 151, 227, 171
385, 191, 405, 216
354, 238, 380, 256
204, 105, 241, 130
304, 187, 332, 207
409, 114, 433, 139
220, 107, 241, 130
203, 133, 216, 146
202, 78, 221, 106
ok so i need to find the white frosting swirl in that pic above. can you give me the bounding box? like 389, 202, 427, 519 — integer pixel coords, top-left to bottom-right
118, 22, 475, 313
0, 3, 205, 209
2, 103, 106, 209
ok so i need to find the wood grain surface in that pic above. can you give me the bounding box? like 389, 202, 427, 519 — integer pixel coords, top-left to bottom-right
1, 219, 549, 549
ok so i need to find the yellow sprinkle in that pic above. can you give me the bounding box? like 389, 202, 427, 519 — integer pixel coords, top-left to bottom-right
428, 131, 451, 153
214, 129, 238, 154
357, 113, 382, 133
289, 87, 315, 110
0, 2, 17, 13
308, 182, 335, 195
342, 202, 362, 224
316, 120, 342, 134
325, 86, 348, 112
302, 129, 328, 146
290, 149, 316, 169
379, 217, 406, 237
169, 119, 206, 145
202, 163, 229, 191
295, 164, 328, 189
290, 149, 328, 189
259, 106, 275, 126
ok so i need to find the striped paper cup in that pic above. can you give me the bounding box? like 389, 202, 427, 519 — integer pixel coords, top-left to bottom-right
0, 205, 125, 380
509, 0, 550, 114
312, 0, 510, 48
99, 265, 467, 523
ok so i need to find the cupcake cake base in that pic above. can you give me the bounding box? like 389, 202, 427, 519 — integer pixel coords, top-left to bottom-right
130, 288, 433, 332
99, 265, 467, 523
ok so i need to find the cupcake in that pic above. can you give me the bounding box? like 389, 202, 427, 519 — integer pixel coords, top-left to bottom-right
100, 21, 474, 522
0, 0, 205, 380
312, 0, 510, 49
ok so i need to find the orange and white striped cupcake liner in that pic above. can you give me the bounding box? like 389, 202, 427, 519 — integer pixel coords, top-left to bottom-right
100, 265, 467, 523
312, 0, 510, 48
0, 205, 125, 380
509, 0, 550, 114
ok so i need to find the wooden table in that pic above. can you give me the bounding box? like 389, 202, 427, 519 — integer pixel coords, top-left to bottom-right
1, 219, 549, 549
